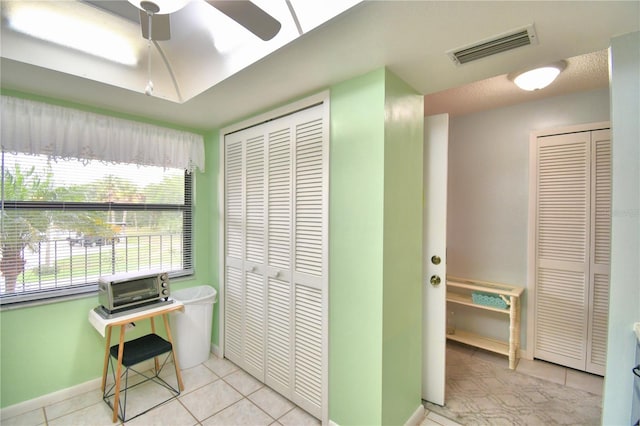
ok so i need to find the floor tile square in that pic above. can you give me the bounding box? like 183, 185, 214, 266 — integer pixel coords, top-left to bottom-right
223, 369, 264, 396
47, 402, 115, 426
44, 389, 103, 421
0, 408, 46, 426
203, 355, 239, 378
174, 363, 219, 395
201, 398, 273, 426
278, 407, 320, 426
249, 386, 296, 419
179, 379, 243, 421
125, 400, 197, 426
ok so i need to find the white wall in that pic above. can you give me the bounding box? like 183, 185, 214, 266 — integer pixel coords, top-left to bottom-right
447, 87, 610, 349
602, 31, 640, 425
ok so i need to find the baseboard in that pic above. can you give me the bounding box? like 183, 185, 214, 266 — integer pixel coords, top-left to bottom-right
0, 358, 162, 421
211, 343, 221, 357
324, 404, 424, 426
405, 404, 426, 425
0, 377, 102, 420
2, 346, 218, 421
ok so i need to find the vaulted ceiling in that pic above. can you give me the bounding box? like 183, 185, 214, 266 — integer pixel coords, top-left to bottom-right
1, 1, 638, 130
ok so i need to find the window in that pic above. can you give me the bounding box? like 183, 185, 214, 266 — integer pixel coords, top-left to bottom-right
0, 152, 193, 305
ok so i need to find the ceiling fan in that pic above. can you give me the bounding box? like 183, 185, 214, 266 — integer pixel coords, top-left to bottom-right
85, 0, 282, 96
88, 0, 282, 42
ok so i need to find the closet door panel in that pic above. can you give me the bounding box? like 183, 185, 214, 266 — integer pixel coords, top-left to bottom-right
267, 128, 292, 271
293, 284, 323, 414
225, 265, 243, 363
587, 272, 609, 373
534, 132, 590, 369
243, 132, 266, 378
266, 276, 292, 395
290, 108, 325, 418
225, 139, 244, 262
294, 117, 324, 278
244, 270, 265, 377
265, 125, 293, 395
224, 137, 245, 365
535, 267, 588, 368
587, 129, 611, 375
245, 134, 266, 264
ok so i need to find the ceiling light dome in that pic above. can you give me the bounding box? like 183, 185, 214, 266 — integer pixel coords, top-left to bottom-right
128, 0, 188, 15
513, 61, 567, 91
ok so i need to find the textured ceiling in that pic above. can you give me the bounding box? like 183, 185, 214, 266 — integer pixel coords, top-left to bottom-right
1, 1, 638, 130
425, 49, 610, 117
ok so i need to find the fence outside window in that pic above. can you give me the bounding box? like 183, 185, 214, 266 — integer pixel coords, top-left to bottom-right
0, 152, 193, 305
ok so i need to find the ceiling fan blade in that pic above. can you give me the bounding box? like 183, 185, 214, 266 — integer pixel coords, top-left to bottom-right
207, 1, 281, 41
139, 11, 171, 41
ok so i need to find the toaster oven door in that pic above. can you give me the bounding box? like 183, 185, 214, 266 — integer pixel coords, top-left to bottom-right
112, 277, 158, 308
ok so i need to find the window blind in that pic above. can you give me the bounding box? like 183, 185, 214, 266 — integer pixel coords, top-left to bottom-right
0, 96, 198, 305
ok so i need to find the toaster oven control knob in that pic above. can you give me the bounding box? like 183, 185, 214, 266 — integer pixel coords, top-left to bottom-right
162, 289, 169, 296
161, 281, 168, 288
160, 273, 168, 281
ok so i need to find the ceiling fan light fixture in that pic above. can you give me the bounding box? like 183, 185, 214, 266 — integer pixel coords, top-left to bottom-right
128, 0, 189, 15
513, 61, 566, 91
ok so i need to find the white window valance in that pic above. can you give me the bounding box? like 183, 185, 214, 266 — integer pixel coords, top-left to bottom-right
1, 96, 205, 172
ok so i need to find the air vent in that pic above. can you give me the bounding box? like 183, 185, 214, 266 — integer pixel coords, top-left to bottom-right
447, 24, 538, 66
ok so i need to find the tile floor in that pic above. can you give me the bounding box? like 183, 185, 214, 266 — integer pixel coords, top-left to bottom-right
471, 344, 604, 396
420, 342, 604, 425
1, 354, 320, 426
1, 344, 603, 426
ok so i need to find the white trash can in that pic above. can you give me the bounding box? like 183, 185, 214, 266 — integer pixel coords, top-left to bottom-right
170, 285, 217, 369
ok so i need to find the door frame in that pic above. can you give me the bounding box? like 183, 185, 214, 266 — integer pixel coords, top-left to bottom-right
526, 121, 611, 363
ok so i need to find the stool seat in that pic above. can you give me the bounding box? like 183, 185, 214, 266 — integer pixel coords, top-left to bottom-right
110, 334, 172, 367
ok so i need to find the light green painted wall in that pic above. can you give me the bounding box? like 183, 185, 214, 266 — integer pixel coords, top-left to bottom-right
2, 69, 425, 425
328, 68, 423, 425
381, 71, 424, 425
329, 68, 386, 425
0, 92, 218, 409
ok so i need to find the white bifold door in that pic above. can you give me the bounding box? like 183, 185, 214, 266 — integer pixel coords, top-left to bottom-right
223, 103, 328, 419
532, 125, 611, 375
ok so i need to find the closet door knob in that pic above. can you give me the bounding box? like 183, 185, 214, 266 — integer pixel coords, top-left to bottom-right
430, 275, 441, 286
431, 255, 441, 265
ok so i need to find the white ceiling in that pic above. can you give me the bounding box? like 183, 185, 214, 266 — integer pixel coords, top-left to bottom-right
1, 1, 638, 131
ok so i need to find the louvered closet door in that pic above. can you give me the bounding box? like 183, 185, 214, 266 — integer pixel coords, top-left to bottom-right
586, 129, 611, 375
224, 103, 327, 420
534, 127, 611, 375
224, 136, 245, 365
534, 131, 591, 371
264, 125, 293, 398
224, 126, 268, 379
244, 132, 267, 378
291, 108, 326, 416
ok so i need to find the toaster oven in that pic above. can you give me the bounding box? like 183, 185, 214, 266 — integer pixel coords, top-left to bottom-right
96, 271, 171, 317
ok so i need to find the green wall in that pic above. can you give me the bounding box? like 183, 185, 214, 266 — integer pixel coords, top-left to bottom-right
1, 68, 425, 425
381, 71, 424, 424
329, 68, 423, 425
329, 69, 386, 425
0, 92, 218, 409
